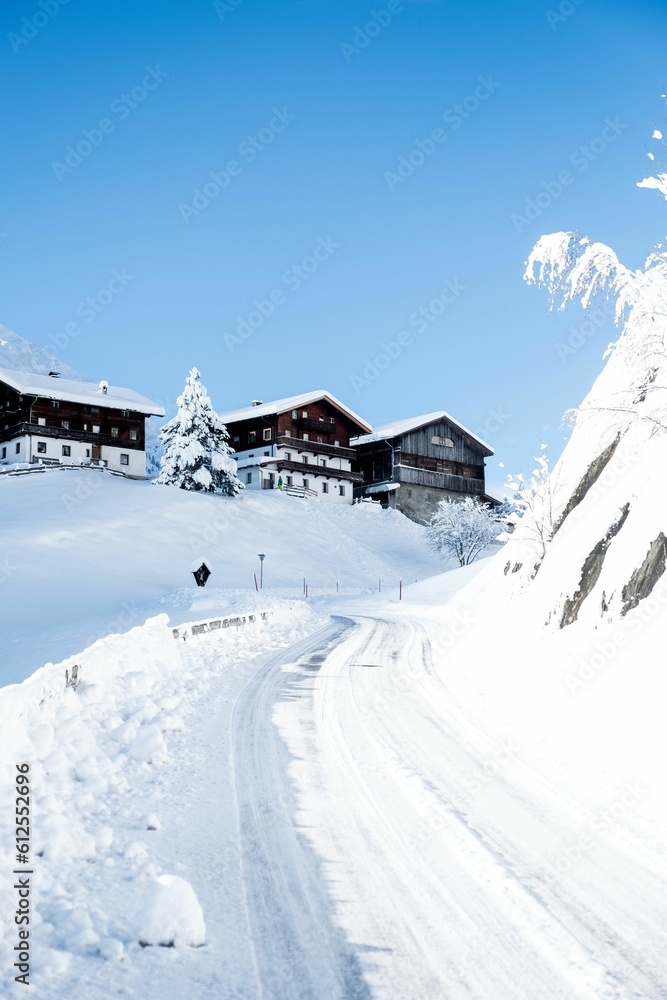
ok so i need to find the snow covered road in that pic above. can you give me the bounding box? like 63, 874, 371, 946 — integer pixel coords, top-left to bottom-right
16, 600, 667, 999
207, 610, 667, 999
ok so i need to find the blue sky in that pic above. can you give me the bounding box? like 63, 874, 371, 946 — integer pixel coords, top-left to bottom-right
2, 0, 667, 493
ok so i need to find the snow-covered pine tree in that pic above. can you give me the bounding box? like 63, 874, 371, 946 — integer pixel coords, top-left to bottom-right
154, 368, 243, 496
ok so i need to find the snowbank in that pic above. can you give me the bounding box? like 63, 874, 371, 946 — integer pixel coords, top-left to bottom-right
137, 875, 206, 948
0, 599, 327, 995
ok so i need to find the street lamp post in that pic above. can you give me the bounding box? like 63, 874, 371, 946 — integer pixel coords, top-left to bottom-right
258, 553, 266, 589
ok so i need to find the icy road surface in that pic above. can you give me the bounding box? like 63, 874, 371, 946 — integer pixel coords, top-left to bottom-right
186, 612, 665, 999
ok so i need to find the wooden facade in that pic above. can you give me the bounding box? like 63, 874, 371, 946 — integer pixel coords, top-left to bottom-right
351, 413, 493, 525
220, 393, 370, 502
0, 372, 163, 477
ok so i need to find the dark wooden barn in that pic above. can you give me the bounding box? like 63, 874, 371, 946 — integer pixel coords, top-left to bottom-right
351, 411, 495, 525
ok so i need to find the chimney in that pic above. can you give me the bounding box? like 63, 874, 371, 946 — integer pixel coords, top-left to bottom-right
251, 399, 263, 407
99, 380, 109, 395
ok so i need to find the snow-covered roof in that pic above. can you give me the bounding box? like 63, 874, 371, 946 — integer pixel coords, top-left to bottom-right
365, 482, 400, 494
0, 367, 165, 417
218, 390, 372, 433
351, 410, 493, 455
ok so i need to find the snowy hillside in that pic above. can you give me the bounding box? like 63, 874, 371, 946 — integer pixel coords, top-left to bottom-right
495, 120, 667, 637
0, 470, 441, 685
0, 324, 88, 381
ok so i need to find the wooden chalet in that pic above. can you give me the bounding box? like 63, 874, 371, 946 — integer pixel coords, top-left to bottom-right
218, 391, 372, 502
0, 367, 165, 478
351, 411, 495, 524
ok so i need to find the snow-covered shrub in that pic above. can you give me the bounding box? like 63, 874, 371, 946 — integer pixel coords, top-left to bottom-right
428, 496, 502, 566
505, 446, 558, 562
155, 368, 242, 495
136, 874, 206, 947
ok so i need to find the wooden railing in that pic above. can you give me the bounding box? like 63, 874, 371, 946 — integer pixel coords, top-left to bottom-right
276, 436, 355, 460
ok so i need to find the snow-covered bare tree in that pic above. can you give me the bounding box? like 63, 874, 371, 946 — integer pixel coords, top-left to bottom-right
502, 99, 667, 624
154, 368, 242, 496
505, 446, 558, 562
428, 496, 502, 567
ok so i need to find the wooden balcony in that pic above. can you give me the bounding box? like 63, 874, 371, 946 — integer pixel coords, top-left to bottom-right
296, 417, 338, 435
396, 465, 485, 494
276, 436, 355, 460
273, 459, 363, 483
0, 422, 144, 450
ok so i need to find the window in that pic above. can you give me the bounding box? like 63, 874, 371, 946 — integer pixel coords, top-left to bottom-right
92, 425, 100, 434
110, 427, 118, 438
121, 410, 130, 418
284, 452, 291, 461
90, 406, 100, 413
37, 442, 46, 454
15, 443, 20, 454
246, 472, 252, 484
334, 440, 340, 447
329, 417, 335, 424
62, 445, 71, 457
129, 429, 138, 441
291, 410, 297, 419
321, 482, 329, 494
302, 432, 309, 441
286, 475, 293, 486
86, 449, 90, 458
120, 454, 129, 466
51, 400, 60, 409
318, 416, 324, 422
303, 478, 309, 490
301, 411, 308, 418
339, 485, 345, 497
37, 417, 46, 426
249, 430, 257, 443
83, 423, 89, 431
444, 437, 454, 447
316, 436, 323, 443
262, 428, 272, 441
1, 447, 5, 459
284, 430, 291, 437
302, 456, 308, 464
263, 450, 270, 457
233, 436, 240, 445
320, 459, 326, 466
61, 420, 69, 430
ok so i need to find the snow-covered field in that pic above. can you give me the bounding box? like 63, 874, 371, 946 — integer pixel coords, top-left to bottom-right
0, 470, 440, 686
